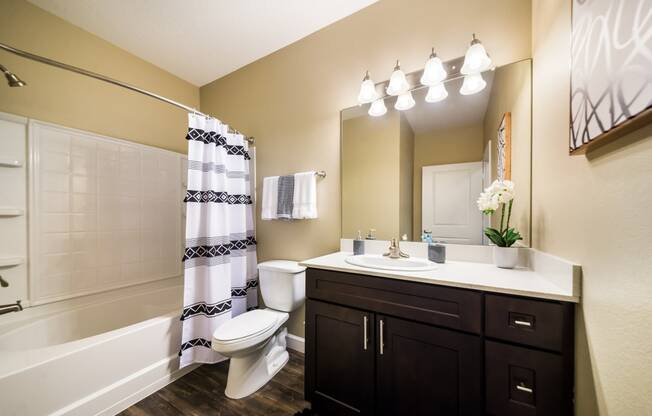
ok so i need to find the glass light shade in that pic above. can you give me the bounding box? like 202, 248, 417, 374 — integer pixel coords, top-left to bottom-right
461, 41, 492, 75
459, 73, 487, 95
357, 77, 378, 104
394, 91, 416, 111
425, 83, 448, 103
368, 98, 387, 117
420, 55, 447, 86
386, 67, 410, 96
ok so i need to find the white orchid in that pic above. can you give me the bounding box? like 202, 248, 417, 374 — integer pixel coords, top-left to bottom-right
477, 180, 522, 247
476, 190, 499, 214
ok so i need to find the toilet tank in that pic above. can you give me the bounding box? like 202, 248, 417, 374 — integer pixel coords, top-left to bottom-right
257, 260, 306, 312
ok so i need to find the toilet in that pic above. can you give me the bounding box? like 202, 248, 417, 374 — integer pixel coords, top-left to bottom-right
212, 260, 306, 399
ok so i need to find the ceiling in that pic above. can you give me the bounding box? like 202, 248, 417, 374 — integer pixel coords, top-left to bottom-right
28, 0, 378, 86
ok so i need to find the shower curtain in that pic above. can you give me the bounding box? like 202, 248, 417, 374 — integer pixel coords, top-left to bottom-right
180, 114, 258, 367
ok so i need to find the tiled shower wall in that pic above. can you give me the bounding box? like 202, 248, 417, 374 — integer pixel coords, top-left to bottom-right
30, 121, 183, 304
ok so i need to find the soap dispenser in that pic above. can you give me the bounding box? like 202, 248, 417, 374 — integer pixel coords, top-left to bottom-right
353, 230, 365, 255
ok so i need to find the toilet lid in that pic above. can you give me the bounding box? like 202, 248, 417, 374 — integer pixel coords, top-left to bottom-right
213, 309, 278, 342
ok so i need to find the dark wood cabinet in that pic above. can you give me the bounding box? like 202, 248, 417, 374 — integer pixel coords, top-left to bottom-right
485, 340, 571, 416
305, 300, 375, 415
376, 315, 483, 416
305, 268, 575, 416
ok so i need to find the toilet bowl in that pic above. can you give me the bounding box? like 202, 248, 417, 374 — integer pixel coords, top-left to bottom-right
212, 260, 306, 399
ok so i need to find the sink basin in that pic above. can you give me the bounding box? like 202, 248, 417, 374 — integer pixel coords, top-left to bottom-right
345, 254, 437, 272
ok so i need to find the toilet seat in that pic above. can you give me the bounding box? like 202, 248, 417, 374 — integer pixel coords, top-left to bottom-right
212, 309, 288, 354
214, 309, 278, 343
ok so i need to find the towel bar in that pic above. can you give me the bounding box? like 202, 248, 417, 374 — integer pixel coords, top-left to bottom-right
0, 257, 24, 268
0, 158, 22, 168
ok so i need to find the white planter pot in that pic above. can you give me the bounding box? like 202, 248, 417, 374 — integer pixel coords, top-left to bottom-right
493, 246, 519, 269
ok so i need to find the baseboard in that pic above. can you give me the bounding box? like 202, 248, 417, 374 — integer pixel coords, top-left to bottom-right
287, 333, 305, 354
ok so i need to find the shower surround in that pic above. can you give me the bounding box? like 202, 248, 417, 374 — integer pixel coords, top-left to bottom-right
0, 115, 191, 415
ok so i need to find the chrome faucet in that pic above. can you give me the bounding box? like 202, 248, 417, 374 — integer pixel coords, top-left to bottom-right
0, 300, 23, 316
383, 238, 409, 259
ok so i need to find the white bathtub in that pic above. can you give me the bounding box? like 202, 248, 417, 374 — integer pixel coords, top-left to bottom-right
0, 277, 195, 416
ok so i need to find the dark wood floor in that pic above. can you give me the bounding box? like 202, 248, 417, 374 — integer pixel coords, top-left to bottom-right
119, 351, 309, 416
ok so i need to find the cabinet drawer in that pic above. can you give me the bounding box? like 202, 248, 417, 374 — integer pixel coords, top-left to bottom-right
485, 341, 572, 416
485, 294, 571, 351
307, 268, 482, 334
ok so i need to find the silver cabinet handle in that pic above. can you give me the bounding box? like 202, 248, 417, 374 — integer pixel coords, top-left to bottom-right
363, 316, 368, 351
379, 319, 384, 355
514, 320, 532, 327
516, 384, 533, 394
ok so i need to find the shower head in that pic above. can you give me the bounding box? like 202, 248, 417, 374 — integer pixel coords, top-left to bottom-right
0, 64, 26, 87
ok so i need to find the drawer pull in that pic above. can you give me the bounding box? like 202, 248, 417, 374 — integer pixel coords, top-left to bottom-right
363, 315, 368, 351
514, 319, 532, 327
516, 384, 533, 394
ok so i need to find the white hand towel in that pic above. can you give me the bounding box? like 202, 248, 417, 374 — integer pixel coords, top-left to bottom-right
292, 171, 318, 219
261, 176, 279, 220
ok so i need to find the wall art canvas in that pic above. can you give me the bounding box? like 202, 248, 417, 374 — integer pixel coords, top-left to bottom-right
497, 112, 511, 181
570, 0, 652, 153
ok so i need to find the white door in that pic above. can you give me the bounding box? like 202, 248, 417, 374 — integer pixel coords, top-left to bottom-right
422, 162, 483, 245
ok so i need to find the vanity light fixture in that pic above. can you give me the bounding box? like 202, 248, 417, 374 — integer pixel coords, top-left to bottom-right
460, 72, 487, 95
386, 60, 410, 96
368, 98, 388, 117
425, 82, 448, 103
394, 91, 416, 111
460, 33, 493, 75
357, 37, 494, 115
357, 71, 378, 104
420, 48, 447, 86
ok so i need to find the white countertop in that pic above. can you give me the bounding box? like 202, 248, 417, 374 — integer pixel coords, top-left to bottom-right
300, 251, 580, 303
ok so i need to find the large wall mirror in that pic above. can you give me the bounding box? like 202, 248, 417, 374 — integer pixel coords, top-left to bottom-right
341, 58, 532, 246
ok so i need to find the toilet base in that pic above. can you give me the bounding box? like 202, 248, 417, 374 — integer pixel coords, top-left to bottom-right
224, 327, 289, 399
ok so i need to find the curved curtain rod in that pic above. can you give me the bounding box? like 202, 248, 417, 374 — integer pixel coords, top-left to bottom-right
0, 42, 255, 144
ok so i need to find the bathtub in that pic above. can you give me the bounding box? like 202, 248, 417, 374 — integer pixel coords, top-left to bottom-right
0, 277, 196, 416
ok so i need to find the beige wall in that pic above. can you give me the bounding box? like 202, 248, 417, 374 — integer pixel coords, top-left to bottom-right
412, 124, 484, 239
398, 114, 414, 240
342, 112, 401, 240
0, 0, 198, 153
532, 0, 652, 414
483, 60, 532, 244
200, 0, 531, 336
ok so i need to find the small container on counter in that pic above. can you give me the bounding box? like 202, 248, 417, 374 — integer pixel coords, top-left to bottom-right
353, 230, 365, 255
428, 242, 446, 264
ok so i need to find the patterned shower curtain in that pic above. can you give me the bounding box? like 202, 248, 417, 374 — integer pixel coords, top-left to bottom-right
180, 113, 258, 368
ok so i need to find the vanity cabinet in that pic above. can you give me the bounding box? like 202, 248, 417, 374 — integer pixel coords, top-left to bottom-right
305, 268, 574, 416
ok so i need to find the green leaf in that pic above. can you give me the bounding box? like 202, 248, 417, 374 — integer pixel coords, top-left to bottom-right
502, 228, 523, 247
484, 227, 506, 247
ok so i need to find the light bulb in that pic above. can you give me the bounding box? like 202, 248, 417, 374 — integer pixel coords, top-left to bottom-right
368, 98, 387, 117
425, 83, 448, 103
386, 60, 410, 96
394, 91, 416, 111
461, 34, 493, 75
420, 49, 447, 86
460, 73, 487, 95
357, 71, 378, 104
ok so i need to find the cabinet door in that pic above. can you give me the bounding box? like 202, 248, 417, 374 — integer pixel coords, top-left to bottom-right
377, 316, 483, 416
305, 299, 375, 415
